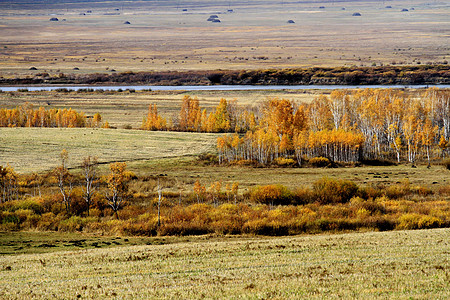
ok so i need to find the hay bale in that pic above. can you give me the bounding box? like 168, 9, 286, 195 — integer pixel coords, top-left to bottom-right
209, 15, 218, 19
287, 20, 295, 24
124, 21, 131, 24
401, 8, 409, 12
29, 67, 37, 70
385, 6, 392, 8
319, 6, 325, 9
211, 19, 221, 23
49, 17, 59, 21
352, 12, 361, 16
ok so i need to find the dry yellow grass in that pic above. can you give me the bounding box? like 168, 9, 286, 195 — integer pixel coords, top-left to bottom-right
0, 128, 218, 173
0, 89, 321, 128
0, 228, 448, 299
0, 0, 448, 77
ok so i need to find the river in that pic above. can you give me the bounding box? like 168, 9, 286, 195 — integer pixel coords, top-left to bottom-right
0, 84, 448, 92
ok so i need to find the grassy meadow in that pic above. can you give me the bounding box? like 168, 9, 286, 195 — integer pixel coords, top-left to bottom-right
0, 89, 320, 128
0, 228, 448, 299
0, 127, 218, 173
0, 0, 448, 77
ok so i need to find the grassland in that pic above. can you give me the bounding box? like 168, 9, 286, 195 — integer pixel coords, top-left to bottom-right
0, 89, 320, 128
0, 127, 218, 173
0, 0, 448, 77
0, 228, 448, 299
1, 125, 449, 194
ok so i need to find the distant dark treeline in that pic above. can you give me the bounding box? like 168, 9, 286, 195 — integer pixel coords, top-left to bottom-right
1, 65, 448, 86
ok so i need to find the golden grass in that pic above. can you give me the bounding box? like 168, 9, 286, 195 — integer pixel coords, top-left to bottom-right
0, 89, 320, 128
0, 128, 218, 173
0, 228, 448, 299
0, 0, 448, 76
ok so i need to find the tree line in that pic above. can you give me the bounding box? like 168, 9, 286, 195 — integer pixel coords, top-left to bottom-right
142, 88, 449, 165
0, 103, 106, 128
1, 65, 448, 86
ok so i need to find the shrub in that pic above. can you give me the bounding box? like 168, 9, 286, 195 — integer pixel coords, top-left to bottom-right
312, 177, 359, 204
198, 153, 219, 165
249, 185, 293, 205
293, 187, 314, 204
357, 186, 383, 200
37, 212, 60, 231
384, 180, 410, 199
59, 216, 94, 232
411, 185, 433, 197
397, 213, 421, 230
309, 157, 331, 167
417, 215, 443, 229
443, 159, 450, 170
350, 197, 386, 215
274, 157, 296, 167
1, 198, 44, 214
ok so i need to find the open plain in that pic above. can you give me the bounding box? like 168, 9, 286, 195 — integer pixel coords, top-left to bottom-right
0, 0, 448, 77
0, 229, 448, 299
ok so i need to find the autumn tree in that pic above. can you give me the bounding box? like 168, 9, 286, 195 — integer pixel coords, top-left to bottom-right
142, 103, 167, 131
0, 165, 18, 203
106, 162, 128, 218
54, 149, 73, 214
82, 156, 98, 216
419, 118, 436, 167
209, 181, 221, 207
193, 179, 206, 204
157, 178, 163, 227
232, 182, 239, 205
179, 96, 201, 131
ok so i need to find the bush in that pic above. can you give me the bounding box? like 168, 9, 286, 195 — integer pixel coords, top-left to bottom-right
309, 157, 331, 167
384, 181, 410, 199
293, 187, 314, 204
1, 198, 44, 214
312, 177, 359, 204
396, 213, 442, 230
443, 159, 450, 170
249, 185, 293, 205
274, 157, 296, 167
198, 153, 219, 165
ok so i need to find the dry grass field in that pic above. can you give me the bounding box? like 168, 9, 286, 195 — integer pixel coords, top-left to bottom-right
0, 228, 448, 299
0, 127, 218, 173
0, 89, 321, 128
1, 126, 449, 195
0, 0, 448, 77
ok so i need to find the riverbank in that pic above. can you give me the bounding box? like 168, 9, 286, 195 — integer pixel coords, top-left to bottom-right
1, 66, 448, 87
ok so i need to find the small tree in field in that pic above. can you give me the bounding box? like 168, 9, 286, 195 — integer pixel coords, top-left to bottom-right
157, 178, 163, 227
193, 179, 206, 203
232, 182, 239, 205
54, 149, 73, 214
106, 162, 127, 218
82, 156, 98, 216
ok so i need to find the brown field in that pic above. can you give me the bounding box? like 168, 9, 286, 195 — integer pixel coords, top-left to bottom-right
1, 126, 449, 195
0, 228, 448, 299
0, 0, 448, 78
0, 89, 323, 128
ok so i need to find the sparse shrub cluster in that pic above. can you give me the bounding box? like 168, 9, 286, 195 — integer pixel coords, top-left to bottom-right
2, 65, 447, 85
1, 161, 448, 236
